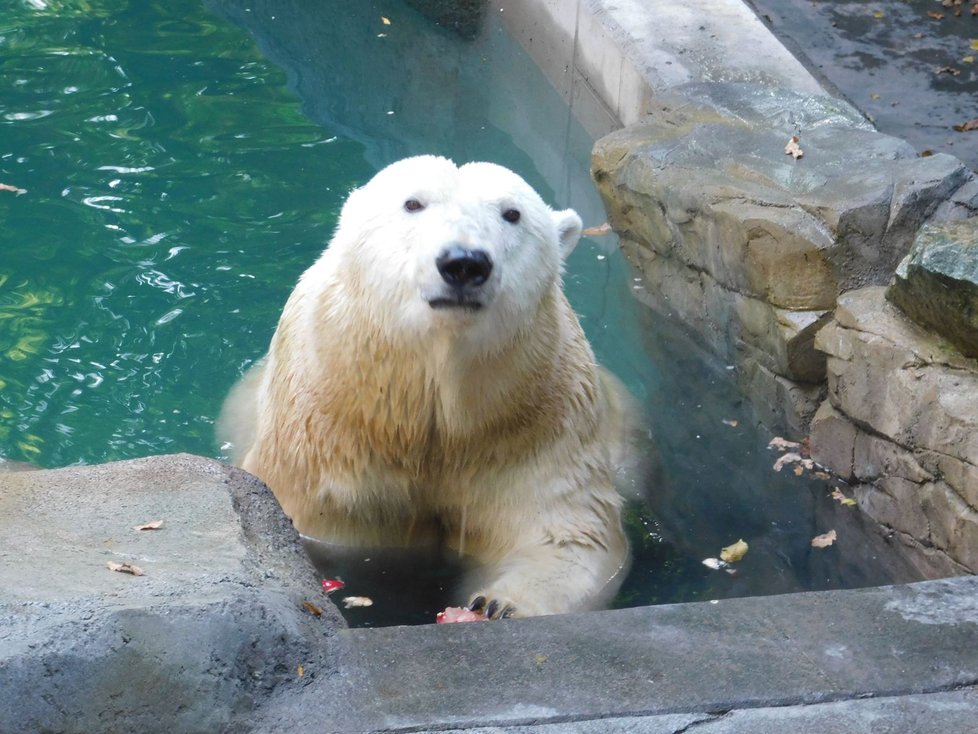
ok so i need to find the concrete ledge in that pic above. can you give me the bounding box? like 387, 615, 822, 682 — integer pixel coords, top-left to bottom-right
255, 575, 978, 731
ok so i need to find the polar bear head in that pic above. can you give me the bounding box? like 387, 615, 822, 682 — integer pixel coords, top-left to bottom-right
322, 156, 583, 352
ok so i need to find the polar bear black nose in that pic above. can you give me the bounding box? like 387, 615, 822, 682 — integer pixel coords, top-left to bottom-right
436, 246, 493, 288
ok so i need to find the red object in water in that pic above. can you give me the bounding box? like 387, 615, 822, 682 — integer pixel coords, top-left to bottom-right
436, 606, 487, 624
321, 578, 346, 593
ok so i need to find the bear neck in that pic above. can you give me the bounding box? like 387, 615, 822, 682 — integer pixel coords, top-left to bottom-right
300, 283, 597, 482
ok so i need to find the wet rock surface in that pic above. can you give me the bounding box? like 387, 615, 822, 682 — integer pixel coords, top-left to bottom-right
888, 217, 978, 358
811, 287, 978, 575
747, 0, 978, 171
0, 454, 345, 734
591, 81, 978, 433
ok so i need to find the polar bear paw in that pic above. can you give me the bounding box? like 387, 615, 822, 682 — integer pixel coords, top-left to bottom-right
467, 594, 518, 620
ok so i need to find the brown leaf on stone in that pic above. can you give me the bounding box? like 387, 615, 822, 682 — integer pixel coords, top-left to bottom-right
106, 561, 145, 576
784, 135, 804, 160
133, 520, 163, 531
811, 530, 837, 548
953, 118, 978, 132
302, 600, 323, 616
582, 222, 612, 236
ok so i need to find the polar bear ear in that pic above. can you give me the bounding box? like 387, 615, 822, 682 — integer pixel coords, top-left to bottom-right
553, 208, 583, 260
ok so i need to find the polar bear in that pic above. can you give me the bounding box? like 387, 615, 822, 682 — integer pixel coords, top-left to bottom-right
219, 156, 633, 618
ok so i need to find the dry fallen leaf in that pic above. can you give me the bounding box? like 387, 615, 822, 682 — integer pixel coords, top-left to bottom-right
811, 530, 837, 548
342, 596, 373, 608
720, 539, 749, 563
302, 600, 323, 616
784, 135, 804, 160
106, 561, 145, 576
133, 520, 163, 531
582, 222, 612, 237
953, 118, 978, 132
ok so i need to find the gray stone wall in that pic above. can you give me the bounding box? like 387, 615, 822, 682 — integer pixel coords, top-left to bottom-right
590, 84, 978, 574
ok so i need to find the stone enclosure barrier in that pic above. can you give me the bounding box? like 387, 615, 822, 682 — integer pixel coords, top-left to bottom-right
585, 50, 978, 577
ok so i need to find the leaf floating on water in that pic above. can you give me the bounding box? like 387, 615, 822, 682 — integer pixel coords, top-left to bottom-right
107, 561, 144, 576
953, 118, 978, 132
768, 436, 801, 452
582, 222, 613, 236
380, 15, 391, 25
302, 600, 323, 617
811, 530, 837, 548
831, 488, 858, 507
722, 419, 739, 428
342, 596, 374, 608
784, 135, 804, 160
133, 520, 163, 531
773, 452, 803, 472
0, 183, 26, 194
720, 539, 749, 563
927, 10, 945, 20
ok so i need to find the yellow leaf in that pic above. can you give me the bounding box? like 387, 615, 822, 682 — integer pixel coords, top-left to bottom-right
297, 665, 305, 677
963, 56, 976, 64
872, 10, 884, 19
381, 16, 391, 25
971, 39, 978, 50
720, 539, 749, 563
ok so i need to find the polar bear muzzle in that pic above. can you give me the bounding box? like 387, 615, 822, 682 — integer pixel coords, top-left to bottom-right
429, 244, 493, 310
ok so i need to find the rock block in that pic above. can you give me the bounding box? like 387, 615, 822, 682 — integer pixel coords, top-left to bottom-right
0, 454, 344, 734
888, 217, 978, 359
814, 287, 978, 573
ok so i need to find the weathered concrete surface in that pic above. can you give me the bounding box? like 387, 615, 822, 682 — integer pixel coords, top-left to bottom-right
811, 287, 978, 576
591, 82, 978, 433
888, 217, 978, 359
252, 576, 978, 732
0, 454, 345, 734
497, 0, 828, 138
2, 453, 976, 732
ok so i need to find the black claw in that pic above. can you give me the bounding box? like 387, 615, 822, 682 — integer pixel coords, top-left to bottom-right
486, 599, 500, 619
468, 595, 487, 613
500, 606, 516, 619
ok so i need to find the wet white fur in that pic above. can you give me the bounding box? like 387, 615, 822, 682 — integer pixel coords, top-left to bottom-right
219, 156, 632, 617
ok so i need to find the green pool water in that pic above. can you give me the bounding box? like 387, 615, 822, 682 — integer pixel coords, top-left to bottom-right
1, 0, 924, 625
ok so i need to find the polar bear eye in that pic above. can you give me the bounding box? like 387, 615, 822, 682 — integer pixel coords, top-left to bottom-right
502, 208, 521, 224
404, 198, 425, 213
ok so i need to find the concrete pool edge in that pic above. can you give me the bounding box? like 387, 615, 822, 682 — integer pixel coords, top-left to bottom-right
2, 454, 976, 733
